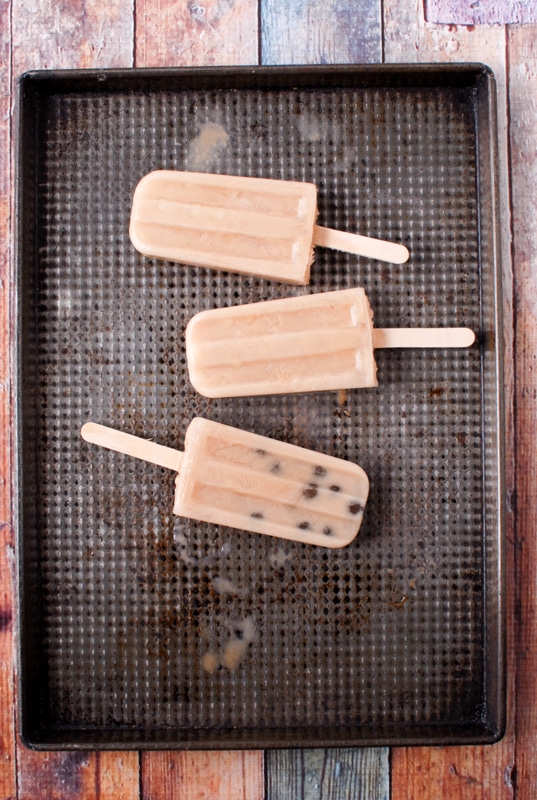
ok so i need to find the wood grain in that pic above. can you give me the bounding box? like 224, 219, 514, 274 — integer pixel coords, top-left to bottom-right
266, 748, 389, 800
17, 750, 140, 800
11, 0, 137, 796
384, 0, 517, 798
425, 0, 537, 25
0, 2, 16, 798
11, 0, 134, 72
390, 747, 516, 800
0, 0, 16, 794
135, 0, 258, 67
261, 0, 381, 64
81, 422, 183, 471
17, 751, 98, 800
95, 753, 140, 800
141, 751, 264, 800
508, 23, 537, 800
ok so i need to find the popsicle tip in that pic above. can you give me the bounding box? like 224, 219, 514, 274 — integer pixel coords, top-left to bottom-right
398, 244, 410, 264
81, 421, 101, 442
387, 243, 410, 264
462, 327, 476, 347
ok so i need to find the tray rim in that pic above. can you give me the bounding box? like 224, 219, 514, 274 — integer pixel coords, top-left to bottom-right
16, 60, 497, 96
14, 62, 506, 750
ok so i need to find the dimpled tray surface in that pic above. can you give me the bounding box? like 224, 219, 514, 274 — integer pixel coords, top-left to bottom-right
16, 65, 504, 748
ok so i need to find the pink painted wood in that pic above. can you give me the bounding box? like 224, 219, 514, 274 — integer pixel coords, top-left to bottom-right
0, 2, 17, 795
135, 0, 258, 67
425, 0, 537, 25
508, 23, 537, 799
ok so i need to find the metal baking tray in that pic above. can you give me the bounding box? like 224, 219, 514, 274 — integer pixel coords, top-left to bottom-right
16, 64, 505, 749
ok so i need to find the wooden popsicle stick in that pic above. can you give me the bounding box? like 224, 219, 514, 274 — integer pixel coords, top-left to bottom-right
313, 224, 409, 264
372, 327, 476, 349
81, 422, 182, 471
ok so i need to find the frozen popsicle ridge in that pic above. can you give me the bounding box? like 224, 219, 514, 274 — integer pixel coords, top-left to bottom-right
130, 171, 409, 284
186, 288, 476, 398
186, 288, 377, 397
176, 419, 369, 547
130, 171, 316, 284
81, 418, 369, 548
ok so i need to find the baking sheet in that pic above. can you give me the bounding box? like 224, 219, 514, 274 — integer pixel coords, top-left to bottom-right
16, 65, 505, 748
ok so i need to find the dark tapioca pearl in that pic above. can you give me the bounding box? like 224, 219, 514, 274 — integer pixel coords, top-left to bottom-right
323, 527, 333, 536
348, 502, 364, 515
251, 511, 264, 519
256, 448, 267, 456
314, 465, 326, 477
330, 485, 341, 492
270, 461, 281, 474
303, 483, 318, 499
298, 521, 311, 530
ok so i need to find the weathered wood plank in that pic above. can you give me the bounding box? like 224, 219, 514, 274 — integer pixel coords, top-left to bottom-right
384, 1, 516, 797
141, 751, 264, 800
0, 2, 16, 798
17, 750, 140, 800
96, 753, 140, 800
390, 746, 516, 800
384, 0, 509, 78
266, 749, 389, 800
135, 0, 258, 67
0, 552, 16, 798
11, 0, 134, 72
507, 23, 537, 800
425, 0, 537, 25
261, 0, 381, 65
11, 0, 138, 796
17, 752, 98, 800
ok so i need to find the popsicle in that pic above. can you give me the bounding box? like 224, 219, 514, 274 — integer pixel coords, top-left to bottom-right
81, 418, 369, 548
185, 288, 476, 397
129, 170, 409, 285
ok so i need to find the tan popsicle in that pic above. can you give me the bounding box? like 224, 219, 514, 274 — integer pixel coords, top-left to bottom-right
185, 288, 476, 398
129, 171, 409, 285
81, 418, 369, 548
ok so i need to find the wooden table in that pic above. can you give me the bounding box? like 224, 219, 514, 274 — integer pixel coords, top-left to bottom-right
1, 1, 534, 797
